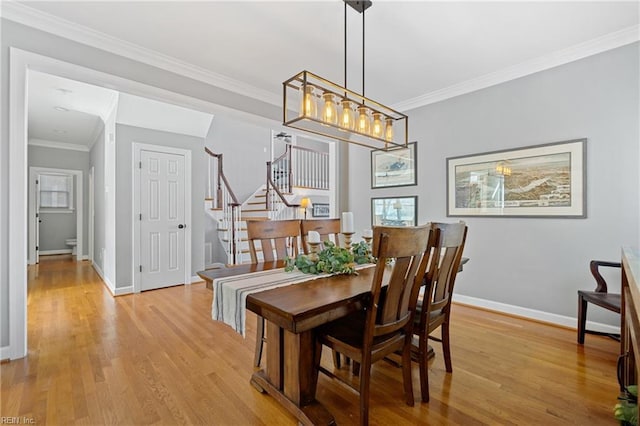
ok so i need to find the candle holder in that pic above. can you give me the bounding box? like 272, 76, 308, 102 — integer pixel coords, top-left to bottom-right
308, 241, 321, 262
362, 236, 372, 249
342, 232, 355, 251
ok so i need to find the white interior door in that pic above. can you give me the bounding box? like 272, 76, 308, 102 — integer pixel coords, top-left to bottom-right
35, 175, 41, 264
139, 149, 186, 291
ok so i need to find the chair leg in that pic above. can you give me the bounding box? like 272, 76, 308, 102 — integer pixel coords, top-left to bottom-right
332, 350, 341, 369
442, 322, 453, 373
418, 334, 430, 402
359, 356, 371, 426
352, 361, 360, 376
577, 295, 588, 345
402, 336, 415, 407
254, 316, 265, 367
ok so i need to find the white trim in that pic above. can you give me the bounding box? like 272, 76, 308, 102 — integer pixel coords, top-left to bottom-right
453, 294, 620, 334
191, 275, 204, 284
28, 166, 83, 265
39, 249, 73, 255
393, 25, 640, 112
92, 262, 115, 295
28, 138, 89, 152
2, 1, 280, 108
0, 346, 10, 361
88, 166, 94, 263
113, 286, 134, 296
80, 255, 89, 261
132, 142, 192, 293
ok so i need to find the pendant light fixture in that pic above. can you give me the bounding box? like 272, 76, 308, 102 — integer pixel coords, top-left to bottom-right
282, 0, 408, 151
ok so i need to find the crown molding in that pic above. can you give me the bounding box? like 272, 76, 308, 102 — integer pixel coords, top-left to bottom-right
393, 24, 640, 112
29, 138, 90, 152
1, 1, 281, 107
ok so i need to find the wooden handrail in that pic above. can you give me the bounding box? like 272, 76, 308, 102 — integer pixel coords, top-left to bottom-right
205, 147, 240, 207
266, 160, 300, 210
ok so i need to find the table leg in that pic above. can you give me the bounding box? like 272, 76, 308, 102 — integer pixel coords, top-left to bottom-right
250, 323, 335, 425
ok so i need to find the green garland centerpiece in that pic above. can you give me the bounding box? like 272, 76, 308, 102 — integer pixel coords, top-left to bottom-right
285, 241, 374, 275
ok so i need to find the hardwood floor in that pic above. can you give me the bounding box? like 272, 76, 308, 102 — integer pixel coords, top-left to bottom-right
1, 255, 619, 425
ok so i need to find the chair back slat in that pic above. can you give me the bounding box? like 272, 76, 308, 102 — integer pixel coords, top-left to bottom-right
247, 219, 301, 264
300, 218, 341, 254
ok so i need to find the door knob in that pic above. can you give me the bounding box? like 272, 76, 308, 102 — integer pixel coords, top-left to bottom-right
178, 224, 185, 229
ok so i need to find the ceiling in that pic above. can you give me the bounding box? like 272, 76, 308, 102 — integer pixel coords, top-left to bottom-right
13, 1, 639, 112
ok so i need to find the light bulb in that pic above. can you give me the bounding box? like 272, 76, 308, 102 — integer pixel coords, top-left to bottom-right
372, 113, 384, 138
322, 92, 338, 125
299, 84, 317, 118
357, 105, 371, 135
384, 118, 394, 142
339, 99, 355, 130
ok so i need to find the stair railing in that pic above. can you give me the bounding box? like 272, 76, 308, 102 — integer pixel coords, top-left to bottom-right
266, 159, 300, 220
205, 148, 241, 264
291, 145, 329, 190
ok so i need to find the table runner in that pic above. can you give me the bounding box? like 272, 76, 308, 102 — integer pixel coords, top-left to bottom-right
211, 265, 373, 336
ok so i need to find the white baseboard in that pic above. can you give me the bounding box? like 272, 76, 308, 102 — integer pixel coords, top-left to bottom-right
191, 275, 204, 284
113, 286, 133, 296
80, 255, 89, 260
40, 249, 72, 255
453, 294, 620, 334
92, 263, 115, 295
1, 345, 11, 361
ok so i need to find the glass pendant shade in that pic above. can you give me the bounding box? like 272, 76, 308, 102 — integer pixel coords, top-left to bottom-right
339, 99, 355, 130
322, 92, 338, 125
357, 105, 371, 135
300, 85, 318, 119
384, 118, 394, 142
372, 113, 384, 138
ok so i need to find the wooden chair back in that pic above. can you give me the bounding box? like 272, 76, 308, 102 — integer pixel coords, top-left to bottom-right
300, 218, 341, 254
246, 219, 301, 264
368, 225, 436, 341
421, 221, 468, 332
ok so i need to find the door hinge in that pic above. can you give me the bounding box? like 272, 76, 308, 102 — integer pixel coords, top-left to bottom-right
139, 161, 142, 169
139, 213, 142, 220
35, 213, 39, 218
36, 246, 39, 251
35, 179, 39, 185
139, 265, 142, 272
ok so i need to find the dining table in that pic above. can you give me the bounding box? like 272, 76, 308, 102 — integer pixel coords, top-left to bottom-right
196, 257, 469, 425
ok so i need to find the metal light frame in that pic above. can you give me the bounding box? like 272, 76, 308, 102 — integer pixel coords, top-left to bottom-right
282, 1, 409, 151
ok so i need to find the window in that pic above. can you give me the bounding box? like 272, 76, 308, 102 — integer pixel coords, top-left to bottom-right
39, 173, 74, 210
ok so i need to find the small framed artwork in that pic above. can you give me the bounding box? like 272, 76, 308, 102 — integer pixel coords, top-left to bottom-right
371, 142, 417, 189
312, 203, 330, 218
446, 138, 586, 218
371, 196, 417, 227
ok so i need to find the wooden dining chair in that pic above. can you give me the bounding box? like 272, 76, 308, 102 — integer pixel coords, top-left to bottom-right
300, 218, 341, 254
246, 219, 301, 366
315, 224, 436, 425
412, 221, 468, 402
577, 260, 622, 344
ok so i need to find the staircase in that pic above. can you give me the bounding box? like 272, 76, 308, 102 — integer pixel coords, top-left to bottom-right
205, 141, 332, 265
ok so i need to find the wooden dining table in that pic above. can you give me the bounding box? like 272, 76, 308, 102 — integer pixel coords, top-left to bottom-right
196, 258, 468, 425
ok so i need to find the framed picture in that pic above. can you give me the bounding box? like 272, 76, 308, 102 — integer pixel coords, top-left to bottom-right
371, 142, 417, 188
447, 138, 586, 218
312, 203, 330, 218
371, 196, 417, 227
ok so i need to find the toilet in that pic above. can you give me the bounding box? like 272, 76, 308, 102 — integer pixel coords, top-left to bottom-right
65, 238, 77, 256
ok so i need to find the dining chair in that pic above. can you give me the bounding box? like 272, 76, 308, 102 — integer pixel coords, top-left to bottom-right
412, 221, 468, 403
246, 219, 301, 366
300, 218, 341, 254
314, 224, 436, 425
577, 260, 622, 344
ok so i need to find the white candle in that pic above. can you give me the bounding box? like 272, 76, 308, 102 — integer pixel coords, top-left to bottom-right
308, 231, 321, 243
341, 212, 354, 233
363, 229, 373, 238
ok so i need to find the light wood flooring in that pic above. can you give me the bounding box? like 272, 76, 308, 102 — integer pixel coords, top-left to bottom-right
1, 255, 619, 425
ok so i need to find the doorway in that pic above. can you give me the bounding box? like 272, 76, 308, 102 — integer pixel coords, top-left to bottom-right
28, 167, 83, 264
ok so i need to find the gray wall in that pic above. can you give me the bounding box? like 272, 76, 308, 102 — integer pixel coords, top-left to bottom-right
90, 127, 106, 272
348, 43, 640, 326
28, 145, 90, 254
115, 124, 206, 288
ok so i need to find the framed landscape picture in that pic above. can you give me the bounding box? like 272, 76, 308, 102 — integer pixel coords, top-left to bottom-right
371, 142, 417, 188
312, 203, 330, 218
446, 139, 586, 218
371, 196, 417, 227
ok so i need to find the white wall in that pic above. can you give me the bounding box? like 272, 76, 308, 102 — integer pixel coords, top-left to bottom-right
348, 43, 640, 327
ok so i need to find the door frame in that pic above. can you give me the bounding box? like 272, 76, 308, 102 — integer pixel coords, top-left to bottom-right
132, 142, 192, 293
88, 166, 95, 263
28, 167, 84, 264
